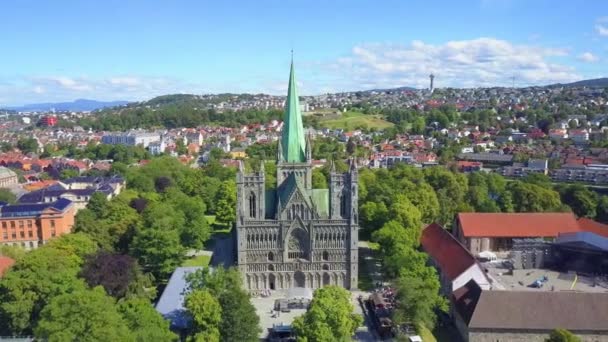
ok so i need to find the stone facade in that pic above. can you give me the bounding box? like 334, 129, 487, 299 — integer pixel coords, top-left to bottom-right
234, 62, 358, 291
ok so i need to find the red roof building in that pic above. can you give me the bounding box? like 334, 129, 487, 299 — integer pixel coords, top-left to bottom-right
39, 115, 58, 127
453, 212, 608, 255
421, 223, 491, 293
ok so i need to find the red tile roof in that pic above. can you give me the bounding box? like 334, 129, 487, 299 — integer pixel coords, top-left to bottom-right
457, 213, 581, 238
577, 218, 608, 238
0, 256, 15, 277
421, 223, 477, 280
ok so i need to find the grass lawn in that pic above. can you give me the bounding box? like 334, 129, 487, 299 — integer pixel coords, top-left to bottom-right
205, 215, 216, 225
366, 241, 380, 251
319, 111, 394, 130
182, 254, 211, 267
418, 324, 438, 342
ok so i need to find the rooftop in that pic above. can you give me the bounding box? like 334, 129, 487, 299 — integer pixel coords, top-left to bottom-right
468, 290, 608, 332
0, 256, 15, 277
421, 223, 478, 281
155, 266, 203, 330
457, 212, 581, 238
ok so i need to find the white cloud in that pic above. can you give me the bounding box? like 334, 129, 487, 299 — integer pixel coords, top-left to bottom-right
329, 38, 579, 89
0, 75, 210, 107
596, 24, 608, 36
578, 52, 599, 62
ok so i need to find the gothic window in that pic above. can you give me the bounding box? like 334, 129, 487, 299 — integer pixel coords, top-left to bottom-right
322, 264, 329, 270
288, 228, 308, 260
268, 251, 274, 261
340, 191, 348, 218
268, 264, 274, 271
322, 250, 329, 261
248, 192, 256, 218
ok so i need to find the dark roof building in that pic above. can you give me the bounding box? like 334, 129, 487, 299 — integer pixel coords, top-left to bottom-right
453, 286, 608, 341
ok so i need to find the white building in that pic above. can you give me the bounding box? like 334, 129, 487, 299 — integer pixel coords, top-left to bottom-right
101, 130, 161, 148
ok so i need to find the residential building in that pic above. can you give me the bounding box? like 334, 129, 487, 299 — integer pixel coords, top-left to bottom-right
569, 129, 590, 144
548, 129, 568, 141
101, 130, 161, 148
0, 198, 75, 249
551, 164, 608, 184
235, 62, 359, 290
457, 153, 513, 165
38, 115, 58, 127
19, 176, 125, 210
148, 139, 167, 155
185, 131, 203, 146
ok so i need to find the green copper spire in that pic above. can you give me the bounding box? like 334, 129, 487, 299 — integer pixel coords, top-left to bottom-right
281, 59, 306, 163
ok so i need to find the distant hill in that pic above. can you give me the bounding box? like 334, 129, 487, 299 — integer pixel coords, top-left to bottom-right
551, 78, 608, 88
7, 99, 130, 112
363, 86, 418, 93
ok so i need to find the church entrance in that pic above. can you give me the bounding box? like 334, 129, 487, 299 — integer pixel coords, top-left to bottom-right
269, 274, 276, 290
294, 271, 305, 287
323, 273, 331, 286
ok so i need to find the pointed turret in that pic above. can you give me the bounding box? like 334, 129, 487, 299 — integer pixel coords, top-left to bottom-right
281, 59, 306, 163
277, 140, 284, 163
350, 157, 358, 171
305, 134, 312, 162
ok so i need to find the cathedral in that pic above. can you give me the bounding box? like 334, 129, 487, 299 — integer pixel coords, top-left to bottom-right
235, 61, 359, 290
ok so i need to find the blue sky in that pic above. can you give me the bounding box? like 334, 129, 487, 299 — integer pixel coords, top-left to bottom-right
0, 0, 607, 105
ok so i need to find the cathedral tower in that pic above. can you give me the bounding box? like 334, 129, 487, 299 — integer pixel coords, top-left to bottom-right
235, 59, 358, 291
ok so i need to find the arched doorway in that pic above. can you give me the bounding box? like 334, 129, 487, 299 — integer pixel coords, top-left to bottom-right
269, 273, 276, 290
323, 273, 331, 286
294, 271, 306, 287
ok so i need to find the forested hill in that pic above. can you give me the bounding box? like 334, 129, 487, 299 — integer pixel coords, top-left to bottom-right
551, 77, 608, 88
75, 94, 283, 131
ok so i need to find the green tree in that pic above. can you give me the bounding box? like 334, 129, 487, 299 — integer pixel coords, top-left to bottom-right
118, 298, 177, 342
312, 168, 328, 189
359, 201, 389, 236
59, 168, 79, 180
0, 245, 25, 261
508, 181, 563, 212
185, 289, 222, 342
559, 184, 598, 218
292, 286, 362, 342
596, 196, 608, 223
546, 329, 581, 342
0, 247, 87, 335
187, 267, 261, 342
16, 138, 38, 154
131, 228, 185, 280
35, 287, 134, 342
215, 180, 237, 227
393, 274, 448, 331
0, 188, 16, 204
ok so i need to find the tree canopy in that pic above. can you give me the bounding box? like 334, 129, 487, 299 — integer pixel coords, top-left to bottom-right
292, 286, 363, 342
